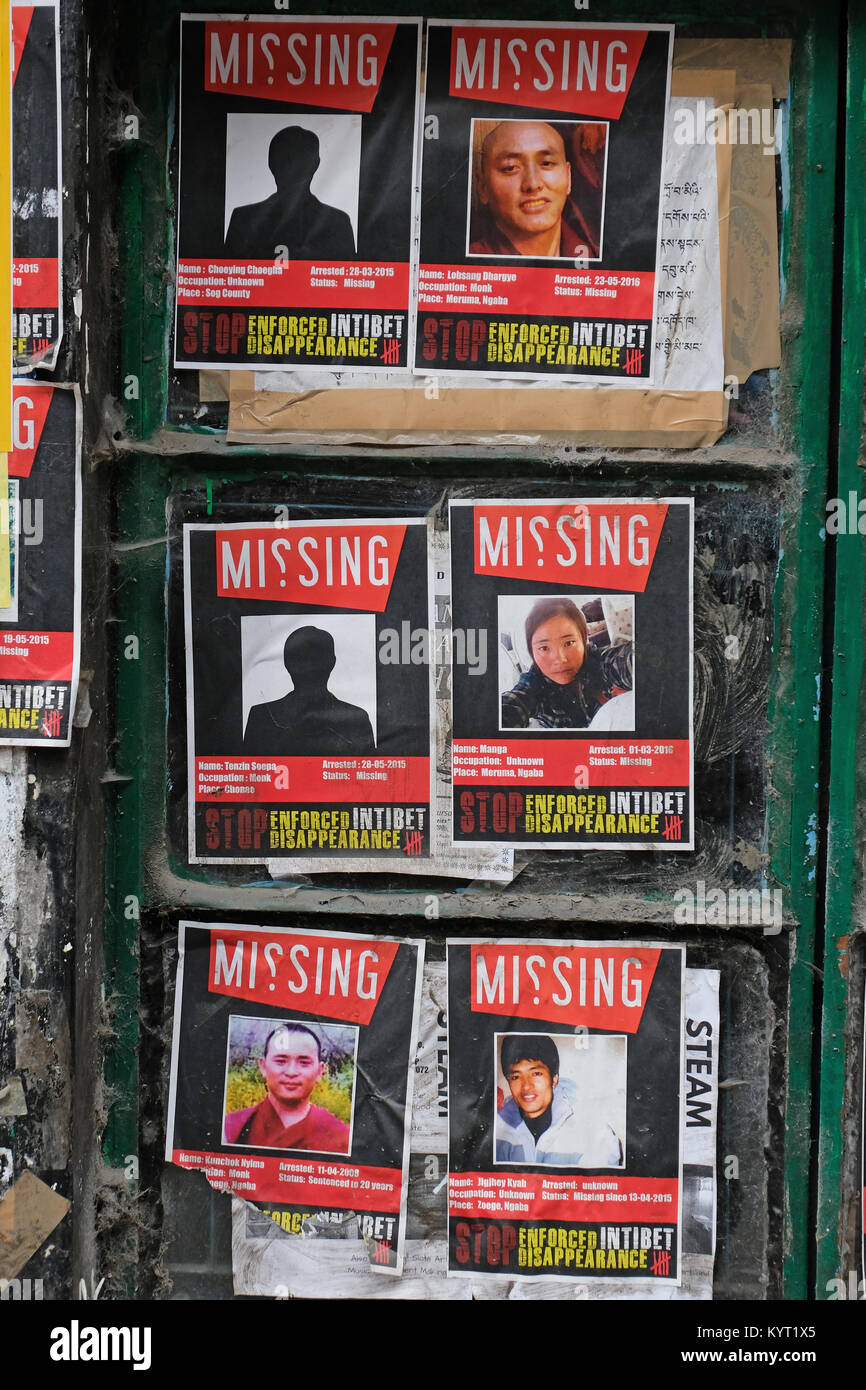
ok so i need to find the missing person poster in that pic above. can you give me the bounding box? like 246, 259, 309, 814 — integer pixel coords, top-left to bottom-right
12, 0, 62, 372
166, 921, 424, 1276
264, 527, 513, 882
231, 956, 464, 1299
447, 939, 684, 1286
0, 384, 81, 745
184, 515, 432, 864
232, 959, 716, 1301
416, 21, 672, 382
449, 497, 693, 850
175, 15, 421, 372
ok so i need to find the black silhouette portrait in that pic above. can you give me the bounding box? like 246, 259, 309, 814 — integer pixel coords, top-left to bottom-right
243, 626, 375, 756
224, 125, 356, 260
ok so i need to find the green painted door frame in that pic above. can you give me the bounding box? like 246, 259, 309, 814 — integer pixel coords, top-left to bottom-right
815, 7, 866, 1301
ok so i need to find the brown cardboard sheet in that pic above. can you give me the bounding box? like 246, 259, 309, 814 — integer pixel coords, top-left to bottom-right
229, 379, 728, 448
674, 38, 791, 99
0, 1171, 70, 1280
199, 371, 230, 402
725, 82, 781, 382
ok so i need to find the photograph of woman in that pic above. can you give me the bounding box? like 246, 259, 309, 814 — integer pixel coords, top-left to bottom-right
500, 594, 634, 731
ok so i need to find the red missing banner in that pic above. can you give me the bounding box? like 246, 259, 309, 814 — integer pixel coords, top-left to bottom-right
448, 26, 647, 119
11, 7, 34, 86
472, 502, 667, 589
207, 928, 399, 1024
203, 21, 396, 112
10, 384, 52, 478
215, 524, 406, 610
470, 943, 660, 1031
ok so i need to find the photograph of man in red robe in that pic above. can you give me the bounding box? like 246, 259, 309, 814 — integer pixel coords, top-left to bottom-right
468, 119, 604, 260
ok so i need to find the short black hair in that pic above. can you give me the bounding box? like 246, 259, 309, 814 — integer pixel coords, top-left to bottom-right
263, 1022, 322, 1061
525, 596, 588, 655
500, 1034, 559, 1078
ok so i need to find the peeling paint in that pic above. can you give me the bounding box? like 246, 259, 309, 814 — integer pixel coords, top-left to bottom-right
804, 812, 818, 860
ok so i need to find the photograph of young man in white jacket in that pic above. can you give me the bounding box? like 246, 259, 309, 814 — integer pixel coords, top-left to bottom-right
494, 1033, 625, 1168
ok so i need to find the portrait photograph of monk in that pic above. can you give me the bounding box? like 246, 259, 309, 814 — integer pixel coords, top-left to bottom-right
223, 1016, 356, 1155
223, 113, 360, 261
241, 612, 377, 757
467, 118, 607, 261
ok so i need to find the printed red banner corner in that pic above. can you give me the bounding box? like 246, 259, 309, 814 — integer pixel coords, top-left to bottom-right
10, 382, 53, 478
11, 6, 34, 86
